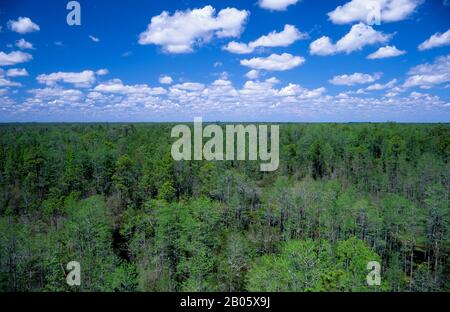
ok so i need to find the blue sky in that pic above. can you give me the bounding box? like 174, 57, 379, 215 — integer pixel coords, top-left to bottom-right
0, 0, 449, 122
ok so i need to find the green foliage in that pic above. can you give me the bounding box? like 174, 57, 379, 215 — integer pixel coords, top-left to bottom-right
0, 123, 448, 292
334, 237, 384, 291
247, 238, 384, 291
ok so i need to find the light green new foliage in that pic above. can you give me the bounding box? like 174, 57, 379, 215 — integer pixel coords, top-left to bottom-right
247, 239, 333, 291
334, 237, 384, 291
247, 238, 386, 292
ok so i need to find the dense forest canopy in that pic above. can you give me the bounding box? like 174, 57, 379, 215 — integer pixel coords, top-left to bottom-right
0, 123, 448, 291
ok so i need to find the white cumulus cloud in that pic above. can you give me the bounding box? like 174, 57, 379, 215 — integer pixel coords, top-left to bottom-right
258, 0, 300, 11
7, 17, 40, 34
138, 6, 249, 53
309, 23, 391, 55
6, 68, 29, 77
328, 0, 421, 24
224, 24, 306, 54
404, 54, 450, 88
95, 79, 167, 95
224, 41, 254, 54
418, 29, 450, 51
0, 78, 21, 87
96, 69, 109, 76
330, 72, 383, 85
0, 51, 33, 66
366, 78, 397, 90
159, 75, 174, 84
37, 70, 100, 88
171, 82, 205, 91
26, 87, 84, 108
240, 53, 305, 71
278, 83, 326, 98
15, 38, 34, 50
245, 70, 260, 79
367, 45, 406, 59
